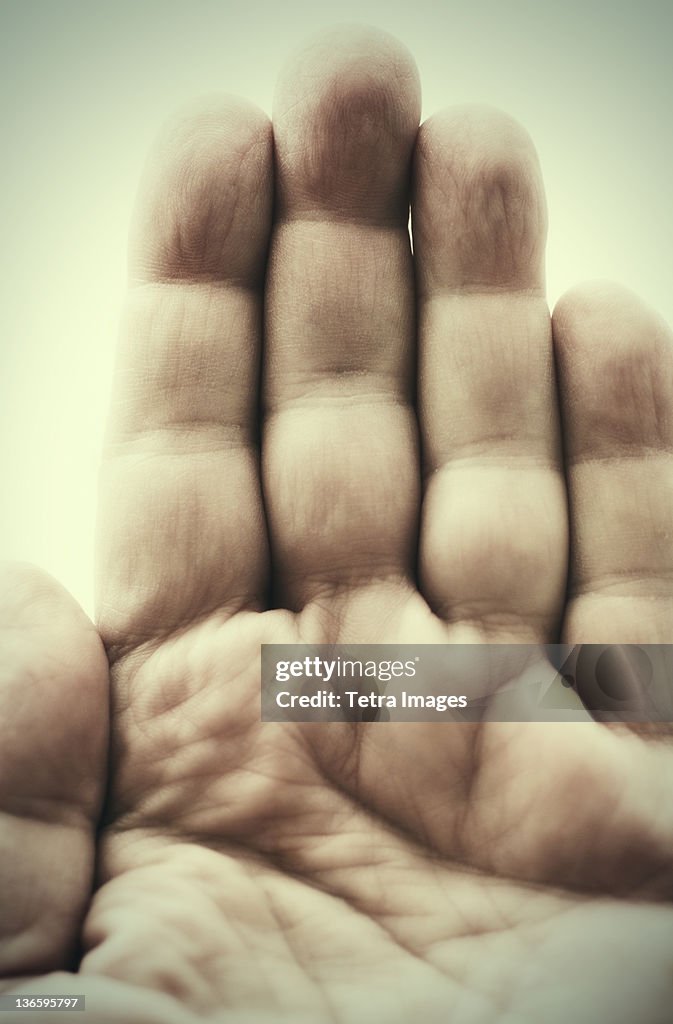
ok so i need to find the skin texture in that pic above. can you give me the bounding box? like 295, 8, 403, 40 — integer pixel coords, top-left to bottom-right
2, 24, 673, 1024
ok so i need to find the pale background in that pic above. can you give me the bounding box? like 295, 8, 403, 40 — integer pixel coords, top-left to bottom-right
1, 0, 671, 617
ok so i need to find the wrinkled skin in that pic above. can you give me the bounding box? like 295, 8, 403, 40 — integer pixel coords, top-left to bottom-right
2, 25, 673, 1024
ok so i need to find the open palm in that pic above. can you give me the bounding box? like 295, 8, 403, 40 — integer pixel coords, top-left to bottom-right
3, 26, 673, 1024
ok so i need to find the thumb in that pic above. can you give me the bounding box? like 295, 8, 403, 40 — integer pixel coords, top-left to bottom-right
0, 563, 108, 977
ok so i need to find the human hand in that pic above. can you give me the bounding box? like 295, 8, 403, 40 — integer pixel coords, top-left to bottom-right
3, 25, 673, 1023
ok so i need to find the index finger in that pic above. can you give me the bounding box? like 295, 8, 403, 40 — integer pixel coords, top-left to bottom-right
96, 98, 274, 659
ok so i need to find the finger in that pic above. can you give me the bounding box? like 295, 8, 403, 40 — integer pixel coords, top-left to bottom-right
0, 564, 107, 976
553, 283, 673, 645
413, 107, 567, 640
97, 98, 273, 657
263, 27, 421, 610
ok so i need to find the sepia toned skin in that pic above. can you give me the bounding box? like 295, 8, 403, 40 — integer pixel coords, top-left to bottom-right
2, 24, 673, 1023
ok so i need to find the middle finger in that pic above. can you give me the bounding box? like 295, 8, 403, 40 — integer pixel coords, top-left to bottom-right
262, 27, 422, 614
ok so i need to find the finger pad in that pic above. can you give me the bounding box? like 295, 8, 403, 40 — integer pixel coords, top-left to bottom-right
130, 96, 273, 284
413, 106, 547, 292
273, 26, 421, 220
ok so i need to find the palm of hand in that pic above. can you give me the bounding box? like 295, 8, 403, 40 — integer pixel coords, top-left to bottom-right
3, 27, 673, 1024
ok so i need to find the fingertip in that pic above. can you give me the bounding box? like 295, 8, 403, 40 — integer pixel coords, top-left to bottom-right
0, 561, 94, 635
151, 93, 271, 148
130, 94, 274, 285
553, 280, 673, 459
273, 23, 420, 110
417, 103, 541, 160
552, 282, 673, 398
272, 24, 421, 220
553, 280, 672, 348
0, 562, 108, 800
413, 105, 547, 292
0, 561, 108, 686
